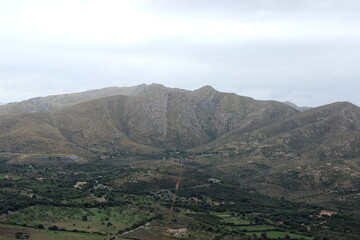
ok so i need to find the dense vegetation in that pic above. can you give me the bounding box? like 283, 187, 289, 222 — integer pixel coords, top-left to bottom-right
0, 154, 359, 240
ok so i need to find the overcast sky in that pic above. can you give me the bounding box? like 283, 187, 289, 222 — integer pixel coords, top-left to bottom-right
1, 0, 360, 107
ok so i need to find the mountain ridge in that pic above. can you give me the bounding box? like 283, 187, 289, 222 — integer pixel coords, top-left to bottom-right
1, 84, 359, 155
0, 84, 151, 115
0, 84, 328, 116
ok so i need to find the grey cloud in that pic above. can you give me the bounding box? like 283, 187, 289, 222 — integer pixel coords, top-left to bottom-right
140, 0, 360, 20
1, 1, 360, 107
1, 35, 360, 106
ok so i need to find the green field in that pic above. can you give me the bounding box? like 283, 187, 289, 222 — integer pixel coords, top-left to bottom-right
0, 223, 108, 240
245, 231, 313, 239
221, 217, 251, 225
7, 205, 155, 234
225, 224, 277, 231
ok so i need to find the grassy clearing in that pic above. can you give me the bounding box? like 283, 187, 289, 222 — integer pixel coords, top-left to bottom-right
209, 211, 252, 225
0, 223, 107, 240
225, 224, 277, 231
245, 231, 313, 239
0, 173, 22, 180
209, 211, 232, 217
7, 205, 155, 234
31, 230, 107, 240
220, 216, 251, 225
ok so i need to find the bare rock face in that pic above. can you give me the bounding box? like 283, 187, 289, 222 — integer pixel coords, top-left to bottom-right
0, 97, 51, 115
117, 85, 298, 149
27, 97, 51, 112
126, 89, 170, 144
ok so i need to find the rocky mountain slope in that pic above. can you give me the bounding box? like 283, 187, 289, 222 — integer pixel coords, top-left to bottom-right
208, 101, 360, 158
0, 84, 298, 153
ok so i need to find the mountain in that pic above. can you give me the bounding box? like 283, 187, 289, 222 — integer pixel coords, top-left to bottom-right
55, 85, 298, 150
0, 84, 359, 203
0, 102, 4, 105
284, 101, 312, 111
0, 84, 298, 153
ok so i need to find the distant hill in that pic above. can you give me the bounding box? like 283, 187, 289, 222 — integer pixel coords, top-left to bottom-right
284, 101, 312, 111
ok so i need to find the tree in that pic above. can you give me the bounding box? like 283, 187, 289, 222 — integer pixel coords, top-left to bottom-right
15, 232, 30, 240
48, 225, 58, 230
36, 224, 45, 229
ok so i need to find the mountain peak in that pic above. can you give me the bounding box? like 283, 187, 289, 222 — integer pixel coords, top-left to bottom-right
333, 101, 358, 107
312, 101, 359, 113
146, 83, 167, 90
194, 85, 217, 94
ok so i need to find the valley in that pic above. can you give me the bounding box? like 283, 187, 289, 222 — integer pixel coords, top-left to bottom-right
0, 84, 359, 239
0, 152, 359, 239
